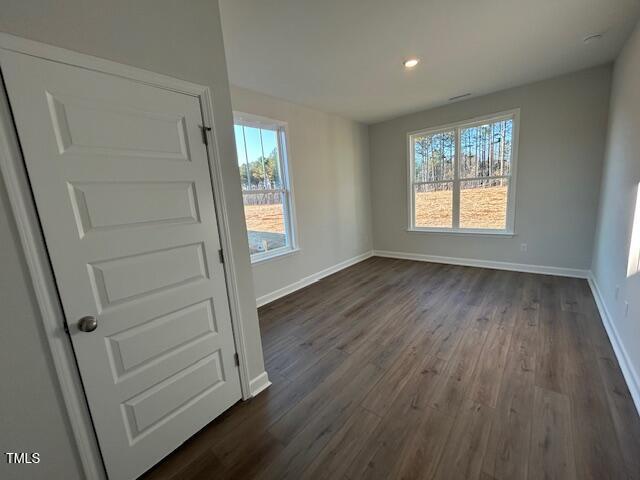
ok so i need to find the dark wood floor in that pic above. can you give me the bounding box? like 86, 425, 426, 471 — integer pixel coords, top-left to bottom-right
142, 257, 640, 480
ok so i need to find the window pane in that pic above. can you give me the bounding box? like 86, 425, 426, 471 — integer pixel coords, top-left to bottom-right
234, 125, 251, 190
259, 128, 283, 189
242, 126, 265, 189
460, 119, 513, 179
243, 192, 288, 255
414, 182, 453, 228
460, 179, 509, 229
413, 130, 455, 182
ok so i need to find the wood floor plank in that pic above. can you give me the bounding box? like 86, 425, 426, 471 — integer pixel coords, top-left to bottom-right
140, 258, 639, 480
268, 344, 382, 445
345, 383, 426, 480
172, 450, 229, 480
390, 404, 456, 480
535, 278, 569, 395
528, 386, 576, 480
217, 430, 285, 479
301, 407, 381, 480
361, 345, 420, 416
561, 310, 627, 480
410, 353, 448, 410
264, 335, 320, 378
482, 293, 538, 480
258, 362, 383, 480
432, 399, 494, 480
429, 308, 492, 417
209, 350, 350, 462
479, 473, 498, 480
597, 355, 640, 479
468, 306, 516, 408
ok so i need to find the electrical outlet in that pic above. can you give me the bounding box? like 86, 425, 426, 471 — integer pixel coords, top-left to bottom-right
520, 243, 528, 253
615, 285, 620, 300
625, 301, 629, 317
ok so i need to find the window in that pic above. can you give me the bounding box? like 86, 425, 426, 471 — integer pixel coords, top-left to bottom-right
234, 114, 296, 262
409, 110, 518, 234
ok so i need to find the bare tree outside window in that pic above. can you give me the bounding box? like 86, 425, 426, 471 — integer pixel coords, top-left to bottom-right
410, 112, 517, 232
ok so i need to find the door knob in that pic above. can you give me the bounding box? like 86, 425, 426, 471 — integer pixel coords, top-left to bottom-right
78, 316, 98, 332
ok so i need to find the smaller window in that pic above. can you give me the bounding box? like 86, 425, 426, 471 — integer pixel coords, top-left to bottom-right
234, 114, 297, 262
409, 110, 519, 234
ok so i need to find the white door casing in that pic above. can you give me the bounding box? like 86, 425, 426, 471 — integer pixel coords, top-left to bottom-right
0, 50, 242, 479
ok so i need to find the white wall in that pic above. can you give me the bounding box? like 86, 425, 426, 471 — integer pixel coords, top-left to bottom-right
368, 66, 612, 271
592, 20, 640, 406
0, 1, 265, 478
230, 87, 372, 301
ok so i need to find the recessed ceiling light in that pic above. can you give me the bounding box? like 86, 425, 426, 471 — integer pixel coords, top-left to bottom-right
583, 33, 603, 44
403, 58, 420, 68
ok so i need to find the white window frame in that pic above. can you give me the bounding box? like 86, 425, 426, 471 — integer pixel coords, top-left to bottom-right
407, 109, 520, 236
233, 112, 298, 263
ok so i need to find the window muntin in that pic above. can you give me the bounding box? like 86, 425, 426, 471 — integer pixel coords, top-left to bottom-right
234, 118, 296, 261
409, 111, 517, 233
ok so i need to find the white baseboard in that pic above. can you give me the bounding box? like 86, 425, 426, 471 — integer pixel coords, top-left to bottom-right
255, 251, 374, 307
588, 273, 640, 416
373, 250, 589, 278
249, 371, 272, 397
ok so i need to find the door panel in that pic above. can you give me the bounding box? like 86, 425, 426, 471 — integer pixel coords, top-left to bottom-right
68, 181, 200, 234
107, 299, 217, 377
46, 91, 191, 160
89, 242, 209, 309
0, 50, 242, 480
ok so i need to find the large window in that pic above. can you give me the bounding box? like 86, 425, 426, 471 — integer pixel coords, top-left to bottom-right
234, 114, 296, 262
409, 110, 518, 234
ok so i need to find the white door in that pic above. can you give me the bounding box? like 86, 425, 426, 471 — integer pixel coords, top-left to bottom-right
0, 50, 242, 479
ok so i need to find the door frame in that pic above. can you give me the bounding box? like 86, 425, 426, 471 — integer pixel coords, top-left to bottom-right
0, 33, 253, 479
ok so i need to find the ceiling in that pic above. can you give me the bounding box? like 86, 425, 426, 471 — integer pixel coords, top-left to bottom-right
219, 0, 640, 124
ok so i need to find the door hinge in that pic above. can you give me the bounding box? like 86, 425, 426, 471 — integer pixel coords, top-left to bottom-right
200, 125, 212, 145
218, 248, 224, 264
234, 353, 240, 366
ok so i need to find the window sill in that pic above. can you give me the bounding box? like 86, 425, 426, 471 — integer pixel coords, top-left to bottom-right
251, 247, 300, 265
406, 228, 515, 237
